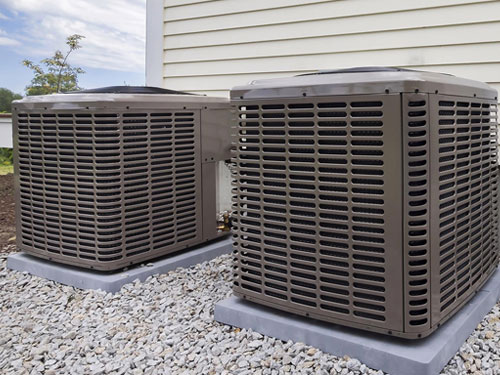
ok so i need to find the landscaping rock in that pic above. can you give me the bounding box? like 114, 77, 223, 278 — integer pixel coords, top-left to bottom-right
0, 254, 499, 375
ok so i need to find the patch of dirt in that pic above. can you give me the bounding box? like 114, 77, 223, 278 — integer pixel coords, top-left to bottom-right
0, 173, 16, 253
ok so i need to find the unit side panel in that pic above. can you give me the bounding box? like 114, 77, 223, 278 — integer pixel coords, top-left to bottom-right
429, 94, 499, 325
232, 94, 404, 333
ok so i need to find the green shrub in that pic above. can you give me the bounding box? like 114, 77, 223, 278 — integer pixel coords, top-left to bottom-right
0, 148, 13, 165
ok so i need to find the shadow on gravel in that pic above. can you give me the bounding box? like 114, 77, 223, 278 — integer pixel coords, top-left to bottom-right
0, 173, 16, 254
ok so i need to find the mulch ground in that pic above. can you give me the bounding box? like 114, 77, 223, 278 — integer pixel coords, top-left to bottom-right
0, 173, 16, 254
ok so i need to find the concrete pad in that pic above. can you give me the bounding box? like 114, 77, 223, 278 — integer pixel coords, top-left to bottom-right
215, 268, 500, 375
7, 237, 232, 293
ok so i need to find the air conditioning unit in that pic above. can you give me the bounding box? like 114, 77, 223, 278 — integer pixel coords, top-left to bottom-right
231, 67, 499, 339
13, 86, 232, 271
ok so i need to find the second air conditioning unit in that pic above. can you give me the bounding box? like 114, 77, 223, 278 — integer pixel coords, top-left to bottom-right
13, 86, 232, 271
231, 67, 499, 339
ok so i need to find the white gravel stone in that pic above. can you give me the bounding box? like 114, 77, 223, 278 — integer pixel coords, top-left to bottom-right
0, 252, 499, 375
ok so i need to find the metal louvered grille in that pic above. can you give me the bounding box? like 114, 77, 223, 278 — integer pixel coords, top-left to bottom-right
232, 90, 499, 338
430, 97, 499, 323
403, 94, 431, 332
16, 110, 201, 270
232, 95, 404, 332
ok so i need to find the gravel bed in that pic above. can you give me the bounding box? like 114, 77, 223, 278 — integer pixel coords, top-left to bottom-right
0, 243, 16, 255
0, 253, 499, 375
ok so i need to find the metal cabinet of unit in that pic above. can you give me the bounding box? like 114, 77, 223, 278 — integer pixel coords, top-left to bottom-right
13, 86, 232, 271
230, 67, 499, 338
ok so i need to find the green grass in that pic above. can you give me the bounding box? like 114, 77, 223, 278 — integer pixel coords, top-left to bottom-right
0, 165, 13, 175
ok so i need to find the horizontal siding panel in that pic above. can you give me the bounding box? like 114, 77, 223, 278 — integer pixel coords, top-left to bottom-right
163, 2, 499, 48
164, 22, 500, 63
164, 0, 494, 35
165, 0, 216, 8
163, 63, 500, 92
164, 42, 500, 77
160, 0, 500, 99
164, 0, 334, 21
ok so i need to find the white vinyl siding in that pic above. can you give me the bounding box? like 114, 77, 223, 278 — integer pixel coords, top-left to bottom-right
0, 116, 13, 148
160, 0, 500, 97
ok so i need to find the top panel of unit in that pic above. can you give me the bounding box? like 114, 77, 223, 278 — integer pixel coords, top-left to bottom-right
13, 86, 229, 110
231, 67, 497, 100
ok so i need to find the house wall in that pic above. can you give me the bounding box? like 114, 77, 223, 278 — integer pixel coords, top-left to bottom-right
147, 0, 500, 97
0, 116, 13, 148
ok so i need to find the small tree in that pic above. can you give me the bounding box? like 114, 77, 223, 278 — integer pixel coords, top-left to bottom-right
23, 34, 85, 95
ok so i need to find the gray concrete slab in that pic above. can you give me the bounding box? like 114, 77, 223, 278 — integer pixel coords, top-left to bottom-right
7, 237, 232, 293
215, 268, 500, 375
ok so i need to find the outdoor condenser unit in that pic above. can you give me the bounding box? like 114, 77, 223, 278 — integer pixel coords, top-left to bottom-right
231, 67, 499, 338
12, 86, 232, 271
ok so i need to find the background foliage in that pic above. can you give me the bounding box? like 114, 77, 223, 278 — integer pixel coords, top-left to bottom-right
0, 88, 22, 113
23, 34, 85, 95
0, 148, 13, 166
0, 35, 87, 174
